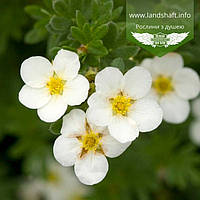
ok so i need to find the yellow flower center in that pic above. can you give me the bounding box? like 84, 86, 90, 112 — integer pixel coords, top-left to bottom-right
110, 93, 133, 116
77, 121, 103, 157
153, 75, 174, 96
81, 132, 101, 151
46, 73, 65, 95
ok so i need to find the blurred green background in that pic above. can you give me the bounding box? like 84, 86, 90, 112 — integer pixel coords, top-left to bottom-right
1, 0, 200, 199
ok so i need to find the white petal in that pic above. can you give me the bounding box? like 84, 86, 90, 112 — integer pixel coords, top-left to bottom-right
74, 152, 108, 185
61, 109, 86, 137
173, 68, 200, 100
95, 67, 123, 96
87, 93, 112, 126
192, 98, 200, 118
37, 96, 68, 122
140, 58, 153, 71
19, 85, 51, 109
140, 58, 158, 79
123, 67, 152, 99
129, 98, 163, 132
160, 93, 190, 124
53, 135, 81, 167
88, 123, 108, 136
140, 58, 153, 69
53, 49, 80, 81
190, 121, 200, 146
152, 52, 183, 76
108, 116, 139, 143
86, 107, 112, 127
64, 75, 89, 106
87, 92, 110, 108
20, 56, 53, 88
101, 134, 131, 158
146, 89, 159, 101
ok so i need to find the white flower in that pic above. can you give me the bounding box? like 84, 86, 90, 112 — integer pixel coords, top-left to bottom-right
53, 109, 131, 185
86, 67, 163, 143
19, 49, 89, 122
141, 52, 200, 124
189, 98, 200, 146
19, 179, 44, 200
19, 160, 89, 200
43, 160, 89, 200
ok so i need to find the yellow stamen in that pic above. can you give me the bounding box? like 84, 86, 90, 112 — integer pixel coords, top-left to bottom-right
110, 93, 133, 116
81, 132, 101, 151
78, 121, 103, 157
46, 73, 65, 95
153, 75, 174, 96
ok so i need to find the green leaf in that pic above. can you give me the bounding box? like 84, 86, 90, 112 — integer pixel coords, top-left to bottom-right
46, 23, 57, 34
34, 18, 49, 29
92, 24, 109, 40
112, 46, 140, 59
52, 0, 68, 16
117, 23, 126, 46
62, 46, 77, 51
96, 13, 112, 26
83, 23, 92, 42
103, 22, 118, 48
92, 0, 99, 20
112, 6, 123, 20
124, 60, 137, 71
68, 0, 81, 17
71, 26, 87, 44
76, 10, 87, 28
25, 5, 49, 20
111, 57, 125, 73
43, 0, 53, 10
24, 27, 47, 44
49, 118, 62, 135
25, 18, 48, 45
103, 0, 113, 14
49, 15, 70, 32
84, 54, 100, 66
88, 40, 108, 56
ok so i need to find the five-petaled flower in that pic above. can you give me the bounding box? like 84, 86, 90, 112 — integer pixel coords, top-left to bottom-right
19, 160, 88, 200
53, 109, 131, 185
141, 52, 200, 124
19, 49, 89, 122
86, 67, 163, 143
